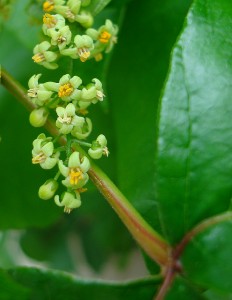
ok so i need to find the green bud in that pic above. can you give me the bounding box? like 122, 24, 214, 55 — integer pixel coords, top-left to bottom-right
29, 107, 49, 127
38, 179, 58, 200
75, 10, 93, 28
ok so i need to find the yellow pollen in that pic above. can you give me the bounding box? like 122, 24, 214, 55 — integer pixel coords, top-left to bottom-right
43, 13, 57, 28
43, 1, 54, 12
78, 48, 90, 62
94, 53, 103, 62
58, 83, 73, 97
99, 31, 111, 44
69, 168, 83, 185
32, 152, 46, 164
32, 53, 45, 63
78, 108, 88, 116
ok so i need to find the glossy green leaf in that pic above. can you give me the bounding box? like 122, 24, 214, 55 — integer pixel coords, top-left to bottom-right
166, 276, 205, 300
154, 0, 232, 242
107, 0, 192, 233
6, 267, 160, 300
182, 220, 232, 295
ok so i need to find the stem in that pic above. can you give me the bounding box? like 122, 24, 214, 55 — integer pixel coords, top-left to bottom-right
1, 67, 170, 267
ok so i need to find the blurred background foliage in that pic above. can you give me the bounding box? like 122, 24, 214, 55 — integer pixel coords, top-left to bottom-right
0, 0, 192, 282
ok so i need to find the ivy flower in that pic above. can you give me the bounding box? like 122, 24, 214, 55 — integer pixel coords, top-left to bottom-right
71, 117, 92, 139
50, 25, 72, 50
61, 34, 94, 62
56, 103, 85, 134
58, 151, 90, 189
44, 74, 82, 102
27, 74, 53, 106
38, 179, 58, 200
80, 78, 104, 103
43, 0, 65, 13
55, 0, 81, 22
88, 134, 109, 159
32, 41, 58, 69
55, 191, 81, 213
87, 19, 118, 53
42, 13, 66, 36
32, 134, 59, 169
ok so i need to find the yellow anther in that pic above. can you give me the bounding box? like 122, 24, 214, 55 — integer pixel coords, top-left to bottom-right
78, 48, 90, 62
99, 31, 111, 44
32, 152, 46, 164
43, 1, 54, 12
32, 53, 45, 63
69, 168, 83, 185
43, 13, 57, 28
58, 83, 74, 97
94, 53, 103, 62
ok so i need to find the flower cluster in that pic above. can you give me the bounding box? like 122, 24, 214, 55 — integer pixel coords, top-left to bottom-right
32, 1, 118, 68
29, 73, 109, 213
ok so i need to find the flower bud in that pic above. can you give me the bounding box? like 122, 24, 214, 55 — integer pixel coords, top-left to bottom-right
29, 107, 49, 127
38, 179, 58, 200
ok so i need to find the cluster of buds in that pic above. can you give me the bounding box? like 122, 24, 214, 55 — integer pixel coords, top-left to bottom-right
29, 72, 109, 213
32, 0, 118, 68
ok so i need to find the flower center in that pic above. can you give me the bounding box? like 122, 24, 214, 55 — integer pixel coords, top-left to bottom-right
28, 88, 38, 98
58, 113, 72, 124
32, 53, 45, 63
32, 152, 46, 164
69, 168, 83, 185
78, 48, 90, 62
99, 31, 111, 44
58, 83, 74, 97
43, 13, 57, 28
57, 35, 67, 44
43, 1, 54, 12
66, 10, 75, 20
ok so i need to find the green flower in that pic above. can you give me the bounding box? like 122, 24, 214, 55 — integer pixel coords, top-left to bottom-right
32, 133, 59, 169
32, 41, 58, 69
87, 19, 118, 53
55, 0, 81, 22
55, 191, 81, 213
88, 134, 109, 159
61, 34, 94, 62
80, 78, 104, 103
42, 13, 66, 36
56, 103, 85, 134
29, 107, 49, 127
71, 117, 92, 139
50, 25, 72, 50
27, 74, 53, 106
38, 179, 58, 200
43, 0, 65, 13
44, 74, 82, 102
58, 151, 90, 189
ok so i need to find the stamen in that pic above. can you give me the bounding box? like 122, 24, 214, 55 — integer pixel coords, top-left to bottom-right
94, 53, 103, 62
58, 113, 72, 124
57, 36, 67, 44
64, 206, 72, 214
69, 168, 83, 185
78, 48, 90, 62
99, 31, 111, 44
43, 1, 54, 12
32, 53, 45, 63
58, 83, 73, 97
32, 152, 46, 164
96, 90, 105, 101
28, 88, 38, 98
43, 13, 57, 28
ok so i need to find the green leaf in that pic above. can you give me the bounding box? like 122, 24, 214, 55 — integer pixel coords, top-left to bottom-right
182, 220, 232, 295
154, 0, 232, 242
0, 269, 29, 300
6, 267, 160, 300
166, 276, 205, 300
